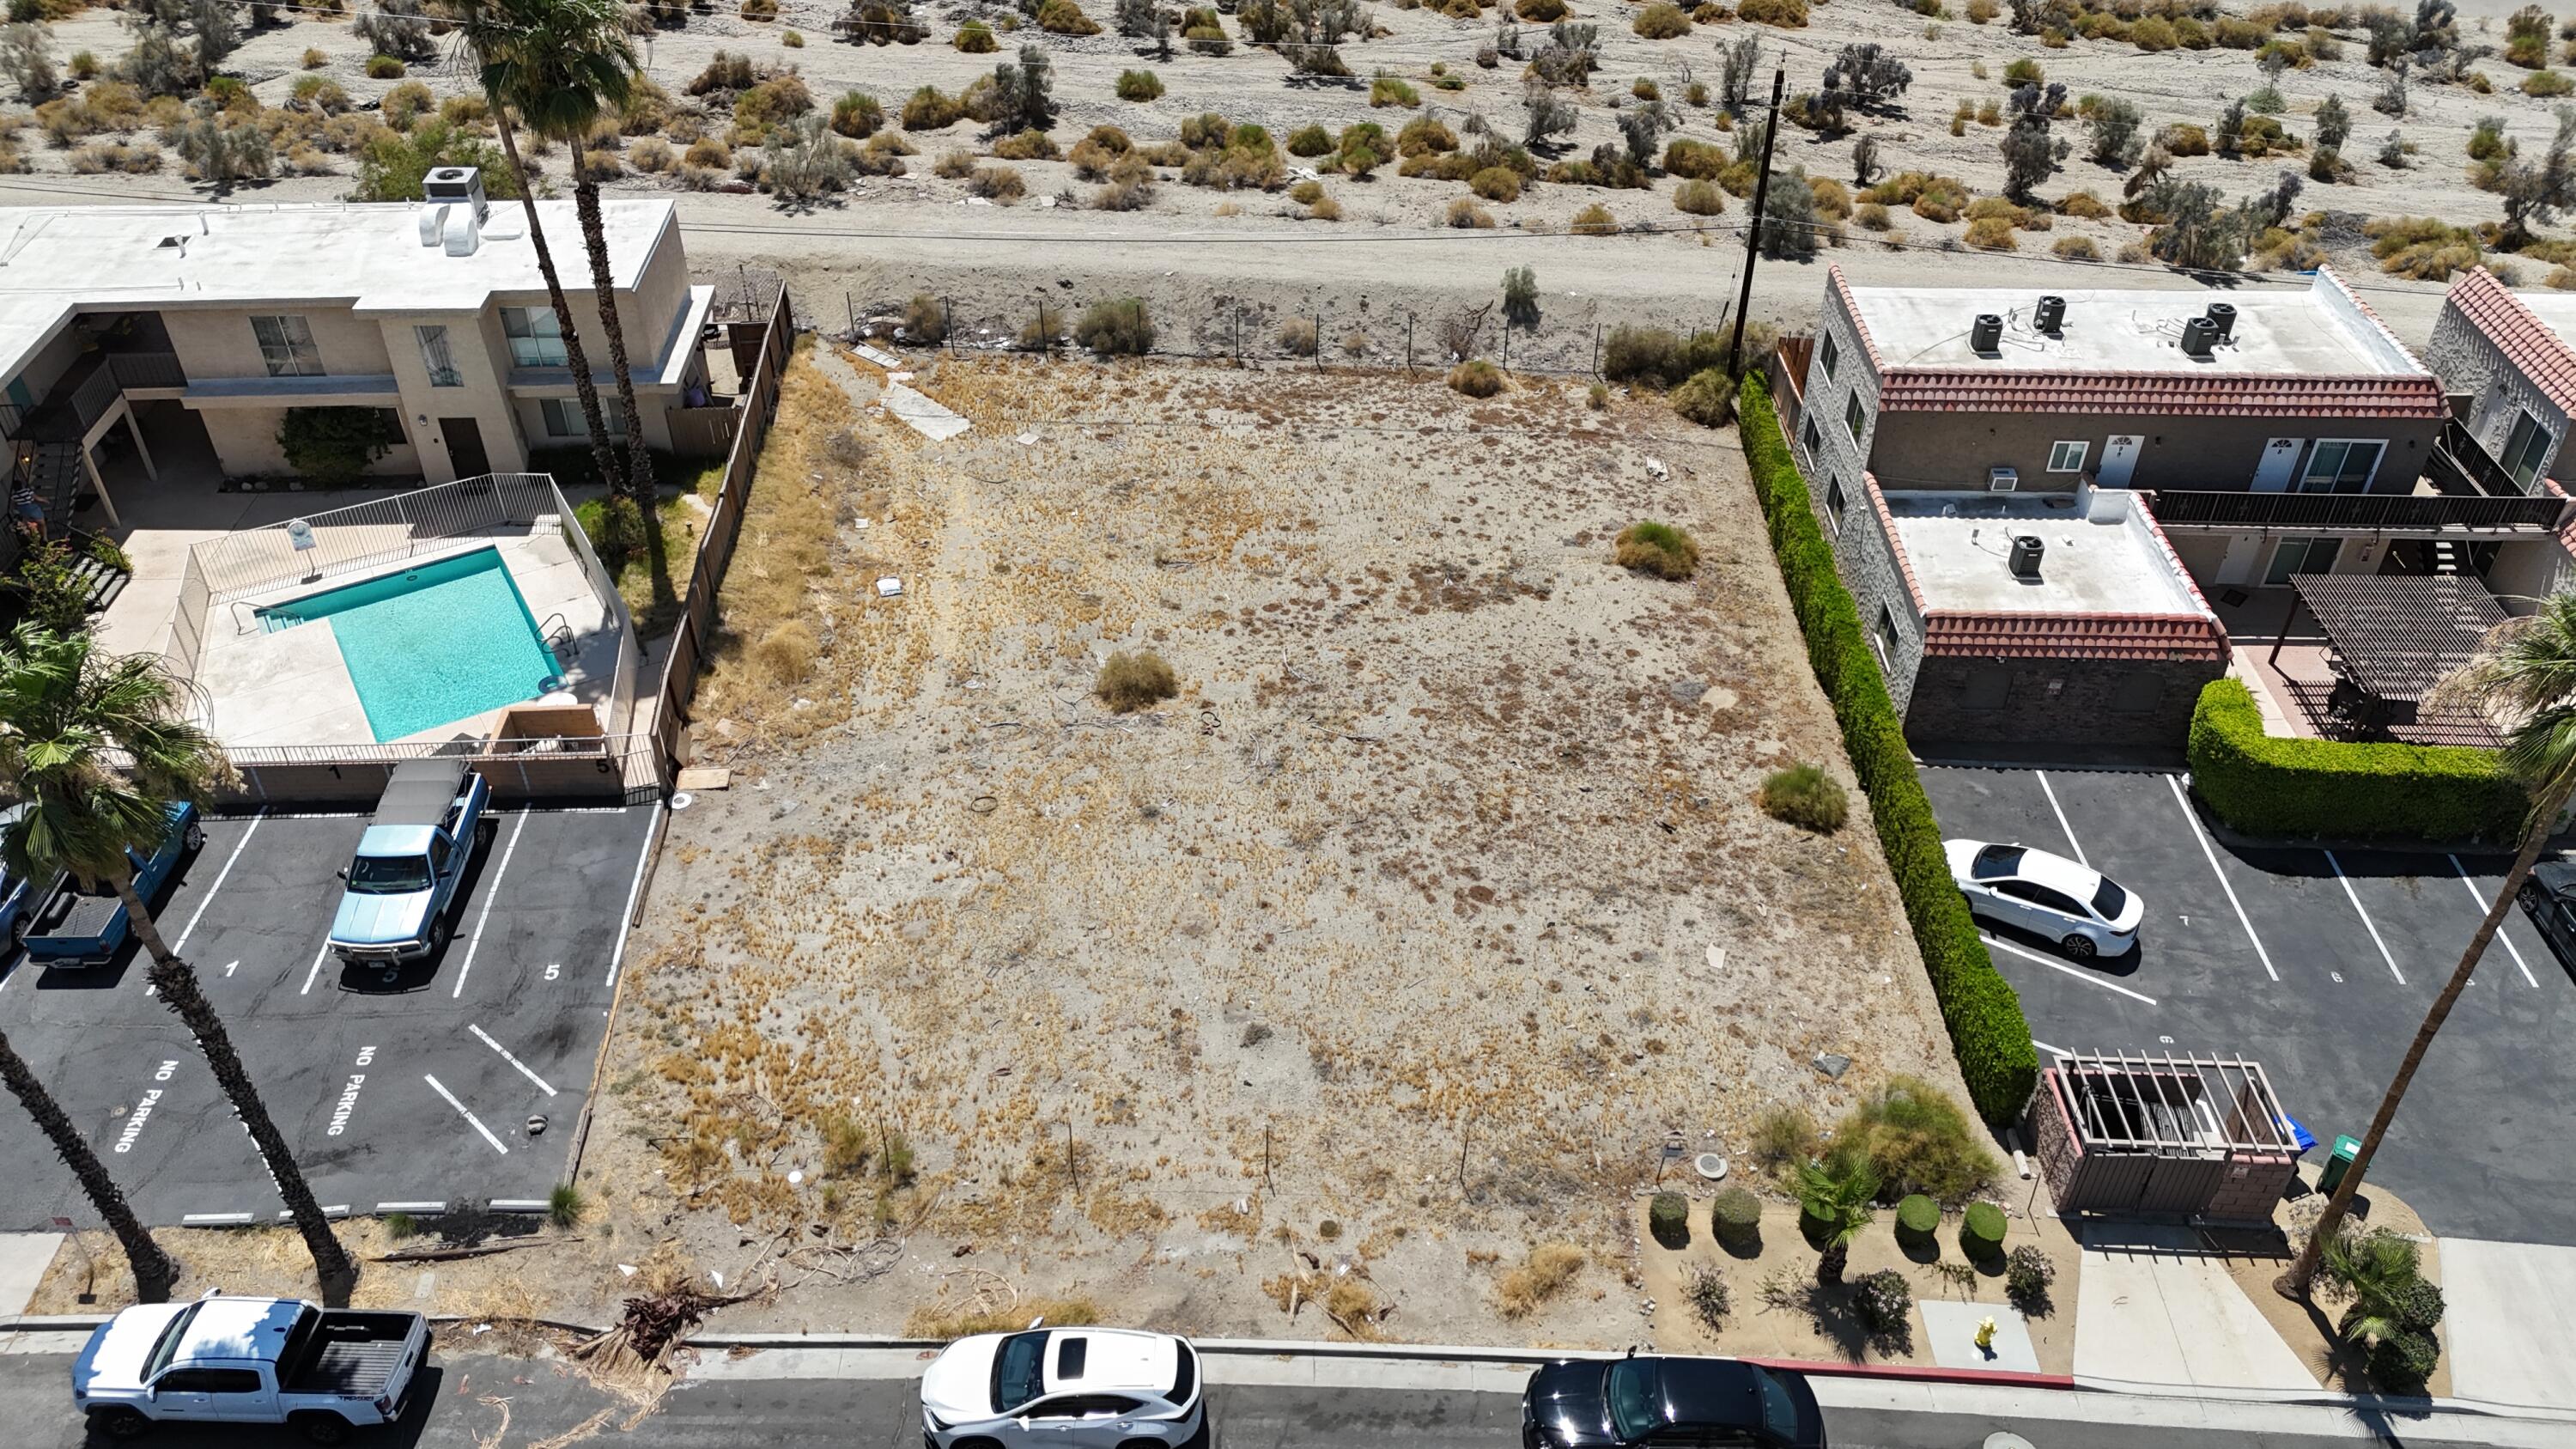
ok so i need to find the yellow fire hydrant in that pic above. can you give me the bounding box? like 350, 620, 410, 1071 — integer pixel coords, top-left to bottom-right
1975, 1316, 1998, 1352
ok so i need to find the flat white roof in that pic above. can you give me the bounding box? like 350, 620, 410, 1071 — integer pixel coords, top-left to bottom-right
1885, 490, 2201, 615
1845, 271, 2425, 378
2508, 288, 2576, 346
0, 197, 676, 380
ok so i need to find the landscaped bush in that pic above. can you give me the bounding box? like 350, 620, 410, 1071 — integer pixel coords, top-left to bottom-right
2187, 679, 2524, 843
1759, 764, 1847, 832
1894, 1194, 1939, 1245
1097, 649, 1178, 710
1737, 374, 2038, 1123
954, 18, 996, 50
1037, 0, 1102, 32
2370, 1329, 2440, 1394
1960, 1202, 2007, 1261
1835, 1074, 1997, 1199
1852, 1269, 1911, 1332
278, 405, 399, 484
2006, 1243, 2056, 1311
1649, 1190, 1690, 1246
1711, 1186, 1761, 1248
1075, 297, 1156, 355
1614, 521, 1698, 579
1684, 1264, 1730, 1330
1449, 358, 1504, 396
1603, 324, 1726, 388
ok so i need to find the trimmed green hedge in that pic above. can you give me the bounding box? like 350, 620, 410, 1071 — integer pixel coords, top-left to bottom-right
1737, 374, 2038, 1124
2186, 679, 2526, 843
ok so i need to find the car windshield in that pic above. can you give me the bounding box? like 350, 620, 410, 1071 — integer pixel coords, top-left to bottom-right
991, 1332, 1048, 1415
345, 854, 433, 894
141, 1305, 200, 1383
2091, 876, 2129, 920
1605, 1359, 1659, 1440
1753, 1368, 1801, 1441
1971, 844, 2026, 880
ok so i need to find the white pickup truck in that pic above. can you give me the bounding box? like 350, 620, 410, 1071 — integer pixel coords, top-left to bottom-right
72, 1294, 429, 1443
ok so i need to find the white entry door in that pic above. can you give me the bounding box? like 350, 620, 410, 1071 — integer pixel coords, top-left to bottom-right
2098, 435, 2143, 488
2252, 437, 2303, 492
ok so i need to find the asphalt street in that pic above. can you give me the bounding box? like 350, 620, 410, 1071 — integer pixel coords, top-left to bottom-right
0, 803, 658, 1227
0, 1347, 2548, 1449
1919, 764, 2576, 1245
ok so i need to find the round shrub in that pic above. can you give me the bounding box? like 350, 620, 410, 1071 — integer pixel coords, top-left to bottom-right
1614, 521, 1699, 580
954, 19, 997, 50
1674, 180, 1725, 215
2005, 1243, 2056, 1308
1670, 367, 1733, 427
1076, 297, 1156, 356
1852, 1269, 1911, 1333
1097, 649, 1177, 710
1469, 165, 1522, 202
1894, 1193, 1939, 1241
1116, 69, 1163, 102
1649, 1190, 1690, 1246
1634, 1, 1691, 36
1759, 764, 1848, 832
1449, 359, 1504, 397
1037, 0, 1103, 33
2395, 1277, 2445, 1333
1446, 198, 1496, 228
2368, 1329, 2439, 1395
1287, 123, 1333, 156
1711, 1187, 1761, 1247
1961, 1202, 2007, 1259
1516, 0, 1566, 16
1570, 203, 1618, 235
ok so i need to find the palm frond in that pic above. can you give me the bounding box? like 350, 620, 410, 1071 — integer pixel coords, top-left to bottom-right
0, 627, 228, 887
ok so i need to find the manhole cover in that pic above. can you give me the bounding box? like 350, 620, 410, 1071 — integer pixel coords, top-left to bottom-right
669, 792, 695, 811
1693, 1154, 1728, 1182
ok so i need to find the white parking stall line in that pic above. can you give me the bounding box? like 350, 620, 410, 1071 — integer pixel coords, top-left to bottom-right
2165, 774, 2280, 983
299, 938, 331, 995
2033, 770, 2088, 868
172, 810, 263, 954
422, 1075, 508, 1155
469, 1023, 558, 1097
180, 1212, 255, 1226
2324, 850, 2406, 986
375, 1200, 447, 1215
2448, 855, 2543, 990
2030, 1038, 2074, 1060
1980, 933, 2160, 1005
451, 812, 529, 1001
605, 806, 660, 990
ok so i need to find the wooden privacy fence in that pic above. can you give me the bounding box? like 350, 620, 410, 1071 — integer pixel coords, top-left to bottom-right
652, 285, 797, 782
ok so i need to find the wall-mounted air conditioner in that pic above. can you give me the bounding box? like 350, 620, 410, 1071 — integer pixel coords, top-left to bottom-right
1988, 466, 2020, 493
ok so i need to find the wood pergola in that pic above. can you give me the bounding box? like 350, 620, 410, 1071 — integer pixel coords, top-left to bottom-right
2269, 574, 2507, 747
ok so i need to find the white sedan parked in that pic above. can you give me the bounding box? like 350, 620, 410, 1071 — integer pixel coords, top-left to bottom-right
920, 1324, 1205, 1449
1945, 839, 2145, 959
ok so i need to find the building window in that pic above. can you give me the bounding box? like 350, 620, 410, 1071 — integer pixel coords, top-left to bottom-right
250, 315, 322, 377
1819, 333, 1840, 384
415, 325, 461, 387
2047, 440, 2089, 473
1826, 476, 1847, 536
2264, 535, 2340, 584
1844, 392, 1867, 446
2504, 409, 2555, 490
541, 397, 624, 439
1801, 415, 1821, 457
1873, 606, 1900, 669
502, 306, 569, 368
2296, 439, 2385, 494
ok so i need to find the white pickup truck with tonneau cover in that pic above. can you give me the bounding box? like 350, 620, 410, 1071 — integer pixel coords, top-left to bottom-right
72, 1294, 429, 1443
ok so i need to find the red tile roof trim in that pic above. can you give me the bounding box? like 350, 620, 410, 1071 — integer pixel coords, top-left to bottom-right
2447, 265, 2576, 421
1921, 612, 2230, 662
1862, 472, 1927, 614
2131, 491, 2222, 625
1874, 369, 2445, 418
1827, 265, 1888, 374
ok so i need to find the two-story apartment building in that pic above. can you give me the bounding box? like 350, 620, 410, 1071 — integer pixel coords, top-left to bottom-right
1771, 265, 2568, 747
0, 171, 714, 525
2426, 265, 2576, 603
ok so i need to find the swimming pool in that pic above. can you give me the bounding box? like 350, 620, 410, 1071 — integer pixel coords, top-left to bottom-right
258, 547, 562, 743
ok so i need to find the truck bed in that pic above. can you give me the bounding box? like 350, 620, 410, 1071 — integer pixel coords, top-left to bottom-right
280, 1312, 417, 1397
27, 885, 119, 945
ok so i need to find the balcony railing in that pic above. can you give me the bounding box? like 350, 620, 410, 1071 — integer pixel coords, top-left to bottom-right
0, 351, 186, 444
2146, 488, 2572, 534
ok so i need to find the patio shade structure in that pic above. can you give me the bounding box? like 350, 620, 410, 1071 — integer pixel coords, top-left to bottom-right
2269, 574, 2509, 746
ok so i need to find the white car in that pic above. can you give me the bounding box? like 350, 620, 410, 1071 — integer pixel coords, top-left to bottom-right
1945, 839, 2144, 959
920, 1324, 1205, 1449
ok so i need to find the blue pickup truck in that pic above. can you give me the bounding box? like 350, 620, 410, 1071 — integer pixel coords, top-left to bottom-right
326, 760, 492, 965
20, 802, 201, 969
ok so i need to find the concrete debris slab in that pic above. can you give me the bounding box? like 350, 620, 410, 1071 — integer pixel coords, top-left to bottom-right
877, 577, 904, 598
883, 382, 970, 441
674, 766, 732, 792
1669, 679, 1709, 703
1814, 1053, 1850, 1081
852, 343, 901, 368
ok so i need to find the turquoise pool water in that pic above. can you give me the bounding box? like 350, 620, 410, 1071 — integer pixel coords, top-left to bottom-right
259, 547, 560, 743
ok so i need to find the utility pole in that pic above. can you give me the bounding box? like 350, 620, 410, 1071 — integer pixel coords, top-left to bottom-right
1728, 66, 1787, 382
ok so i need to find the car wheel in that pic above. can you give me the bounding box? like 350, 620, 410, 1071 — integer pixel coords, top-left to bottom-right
2061, 933, 2098, 960
429, 916, 450, 954
293, 1412, 351, 1446
182, 821, 204, 852
88, 1406, 150, 1440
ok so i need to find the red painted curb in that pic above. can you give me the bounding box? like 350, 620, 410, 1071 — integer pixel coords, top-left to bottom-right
1742, 1357, 2078, 1390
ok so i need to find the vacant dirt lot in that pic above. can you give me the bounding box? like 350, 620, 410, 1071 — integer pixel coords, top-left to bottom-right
572, 346, 1971, 1342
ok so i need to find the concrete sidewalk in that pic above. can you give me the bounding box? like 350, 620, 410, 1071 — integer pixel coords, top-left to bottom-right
2073, 1224, 2317, 1392
2439, 1237, 2576, 1414
0, 1237, 58, 1319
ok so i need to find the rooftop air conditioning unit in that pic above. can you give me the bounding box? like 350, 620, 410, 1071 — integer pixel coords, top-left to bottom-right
2008, 534, 2045, 580
2205, 301, 2238, 341
2033, 294, 2066, 333
1971, 313, 2005, 354
2180, 315, 2218, 358
1988, 466, 2020, 493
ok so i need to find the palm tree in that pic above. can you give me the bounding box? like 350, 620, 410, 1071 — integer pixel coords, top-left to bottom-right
0, 1027, 174, 1302
446, 0, 629, 497
453, 0, 652, 502
1795, 1148, 1881, 1286
2318, 1225, 2419, 1349
2280, 590, 2576, 1300
0, 625, 356, 1304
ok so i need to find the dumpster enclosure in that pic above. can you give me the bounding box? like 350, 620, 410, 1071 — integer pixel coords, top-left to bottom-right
2030, 1051, 2300, 1223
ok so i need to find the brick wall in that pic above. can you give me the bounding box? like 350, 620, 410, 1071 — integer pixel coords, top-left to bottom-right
1903, 653, 2221, 748
2029, 1068, 2085, 1206
2202, 1153, 2298, 1223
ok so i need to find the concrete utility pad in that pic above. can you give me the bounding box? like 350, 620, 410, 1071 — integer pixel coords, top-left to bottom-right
1919, 1300, 2041, 1374
0, 804, 655, 1227
2073, 1224, 2315, 1390
1885, 491, 2202, 616
2438, 1237, 2576, 1411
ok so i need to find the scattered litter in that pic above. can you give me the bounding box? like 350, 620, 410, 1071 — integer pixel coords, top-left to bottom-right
963, 196, 993, 206
1705, 946, 1726, 974
877, 576, 905, 598
787, 1171, 804, 1186
852, 343, 902, 368
674, 765, 731, 792
668, 792, 694, 812
1643, 457, 1669, 479
890, 370, 914, 383
854, 518, 870, 529
1016, 431, 1040, 446
618, 1263, 637, 1276
1814, 1053, 1851, 1081
710, 1270, 725, 1288
471, 1323, 492, 1335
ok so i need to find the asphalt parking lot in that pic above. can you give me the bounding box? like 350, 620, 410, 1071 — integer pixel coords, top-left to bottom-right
1919, 764, 2576, 1246
0, 802, 658, 1228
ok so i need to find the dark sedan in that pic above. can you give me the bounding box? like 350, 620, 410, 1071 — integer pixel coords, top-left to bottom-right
1522, 1354, 1825, 1449
2518, 857, 2576, 983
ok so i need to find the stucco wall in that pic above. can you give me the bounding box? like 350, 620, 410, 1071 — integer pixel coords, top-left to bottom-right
2427, 293, 2570, 489
197, 405, 420, 479
377, 314, 526, 483
6, 325, 85, 405
162, 304, 394, 381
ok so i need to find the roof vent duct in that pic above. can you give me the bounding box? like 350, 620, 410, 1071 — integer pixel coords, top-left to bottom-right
2008, 534, 2045, 581
2180, 315, 2217, 358
2033, 295, 2066, 333
2204, 301, 2237, 342
1971, 313, 2004, 354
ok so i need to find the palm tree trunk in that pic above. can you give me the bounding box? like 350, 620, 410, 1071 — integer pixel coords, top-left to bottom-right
1817, 1242, 1848, 1286
494, 119, 626, 498
2278, 779, 2575, 1300
574, 178, 656, 506
0, 1027, 173, 1303
117, 875, 356, 1306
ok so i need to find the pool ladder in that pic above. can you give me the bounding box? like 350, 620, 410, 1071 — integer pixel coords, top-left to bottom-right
538, 612, 578, 666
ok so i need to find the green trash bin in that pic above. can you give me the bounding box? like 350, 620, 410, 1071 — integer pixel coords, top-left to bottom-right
2318, 1134, 2362, 1193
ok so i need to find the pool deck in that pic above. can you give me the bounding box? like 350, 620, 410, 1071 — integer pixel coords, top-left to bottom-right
191, 528, 621, 750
